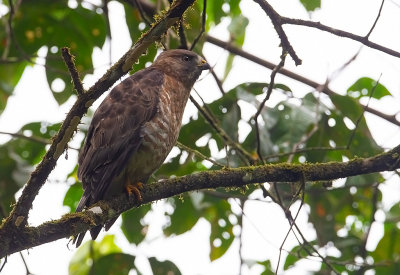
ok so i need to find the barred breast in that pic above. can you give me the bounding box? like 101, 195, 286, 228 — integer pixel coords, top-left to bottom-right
124, 79, 190, 182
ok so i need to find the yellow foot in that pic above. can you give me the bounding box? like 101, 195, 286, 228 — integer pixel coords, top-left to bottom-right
125, 181, 143, 202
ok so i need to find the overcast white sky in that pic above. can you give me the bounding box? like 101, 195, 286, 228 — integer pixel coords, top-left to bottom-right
1, 0, 400, 274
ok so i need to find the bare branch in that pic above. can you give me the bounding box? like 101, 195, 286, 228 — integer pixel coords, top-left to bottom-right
253, 51, 286, 164
280, 15, 400, 59
253, 0, 302, 65
205, 35, 400, 127
365, 0, 385, 39
190, 0, 207, 50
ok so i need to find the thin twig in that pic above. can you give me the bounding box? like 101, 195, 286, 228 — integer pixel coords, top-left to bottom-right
346, 74, 381, 149
189, 95, 254, 164
133, 0, 153, 26
178, 20, 188, 49
287, 119, 319, 163
253, 0, 302, 65
19, 252, 33, 275
251, 51, 286, 204
365, 0, 385, 39
357, 184, 379, 275
190, 0, 207, 50
281, 16, 400, 59
0, 131, 80, 151
253, 51, 286, 164
202, 190, 267, 202
329, 48, 362, 82
61, 48, 85, 95
275, 176, 305, 274
292, 221, 340, 274
123, 0, 155, 18
287, 83, 322, 163
205, 35, 400, 127
239, 199, 246, 275
103, 0, 113, 66
0, 256, 6, 272
176, 141, 224, 167
265, 146, 348, 160
206, 60, 226, 95
5, 0, 28, 61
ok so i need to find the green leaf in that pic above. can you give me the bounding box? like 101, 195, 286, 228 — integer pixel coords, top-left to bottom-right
347, 77, 391, 99
209, 218, 234, 261
299, 0, 321, 11
223, 53, 235, 81
202, 194, 235, 261
69, 235, 122, 275
372, 223, 400, 274
269, 101, 316, 149
9, 122, 61, 165
283, 253, 298, 270
0, 146, 20, 219
91, 253, 136, 275
330, 93, 364, 122
224, 15, 249, 80
0, 121, 61, 218
63, 182, 83, 212
228, 15, 249, 46
149, 257, 181, 275
121, 204, 151, 245
12, 1, 106, 104
258, 260, 274, 275
0, 62, 27, 114
163, 195, 200, 236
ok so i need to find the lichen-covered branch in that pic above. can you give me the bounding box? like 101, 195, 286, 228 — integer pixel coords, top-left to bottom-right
0, 0, 195, 237
1, 144, 399, 258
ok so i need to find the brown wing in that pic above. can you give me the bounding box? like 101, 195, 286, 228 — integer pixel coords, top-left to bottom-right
76, 67, 163, 211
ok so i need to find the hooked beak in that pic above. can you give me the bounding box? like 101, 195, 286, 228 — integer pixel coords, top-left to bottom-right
198, 58, 210, 70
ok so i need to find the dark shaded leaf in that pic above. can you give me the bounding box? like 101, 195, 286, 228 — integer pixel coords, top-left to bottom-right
91, 253, 136, 275
372, 223, 400, 274
69, 235, 122, 275
203, 194, 235, 261
224, 15, 249, 80
258, 259, 274, 275
149, 257, 181, 275
0, 146, 20, 219
0, 62, 27, 114
163, 195, 201, 236
121, 204, 151, 245
12, 1, 106, 104
9, 122, 61, 165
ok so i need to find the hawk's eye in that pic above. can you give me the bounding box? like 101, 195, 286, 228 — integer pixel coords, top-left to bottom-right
182, 55, 191, 62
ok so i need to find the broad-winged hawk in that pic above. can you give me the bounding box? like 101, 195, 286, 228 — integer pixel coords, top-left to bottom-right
73, 49, 210, 247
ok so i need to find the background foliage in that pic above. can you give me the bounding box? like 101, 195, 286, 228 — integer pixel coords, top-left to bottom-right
1, 0, 399, 274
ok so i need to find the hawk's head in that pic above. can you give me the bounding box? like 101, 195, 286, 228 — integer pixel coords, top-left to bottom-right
152, 49, 210, 87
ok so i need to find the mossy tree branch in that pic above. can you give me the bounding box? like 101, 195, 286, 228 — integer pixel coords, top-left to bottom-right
0, 0, 195, 245
1, 144, 400, 258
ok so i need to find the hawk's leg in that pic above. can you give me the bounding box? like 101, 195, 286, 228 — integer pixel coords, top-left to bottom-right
125, 180, 143, 202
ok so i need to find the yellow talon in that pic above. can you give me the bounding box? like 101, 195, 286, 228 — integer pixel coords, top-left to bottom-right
125, 181, 143, 202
